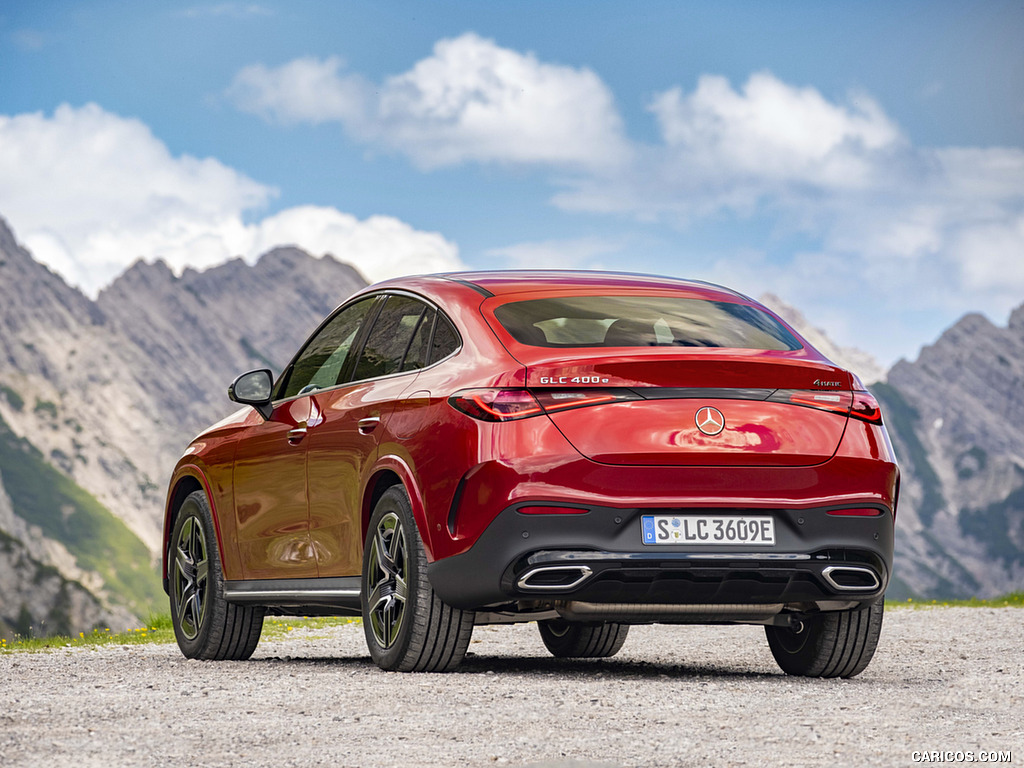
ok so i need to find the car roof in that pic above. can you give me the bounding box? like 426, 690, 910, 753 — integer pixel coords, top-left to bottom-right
431, 270, 750, 300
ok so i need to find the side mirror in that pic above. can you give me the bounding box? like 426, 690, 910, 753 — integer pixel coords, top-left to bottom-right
228, 369, 274, 420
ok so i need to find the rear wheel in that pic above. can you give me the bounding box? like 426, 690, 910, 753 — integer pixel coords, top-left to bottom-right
361, 486, 475, 672
765, 598, 884, 678
537, 619, 629, 658
169, 490, 263, 660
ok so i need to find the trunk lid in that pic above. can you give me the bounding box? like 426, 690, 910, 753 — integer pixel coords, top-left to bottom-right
524, 349, 852, 467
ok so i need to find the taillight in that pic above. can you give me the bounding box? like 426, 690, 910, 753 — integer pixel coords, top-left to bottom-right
532, 389, 640, 412
448, 389, 544, 421
767, 388, 883, 425
850, 390, 883, 424
768, 389, 853, 415
448, 388, 639, 422
827, 507, 884, 516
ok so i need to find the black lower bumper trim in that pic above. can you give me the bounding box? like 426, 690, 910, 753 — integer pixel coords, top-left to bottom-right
428, 502, 893, 609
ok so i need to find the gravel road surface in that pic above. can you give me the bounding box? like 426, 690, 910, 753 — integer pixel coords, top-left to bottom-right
1, 607, 1020, 767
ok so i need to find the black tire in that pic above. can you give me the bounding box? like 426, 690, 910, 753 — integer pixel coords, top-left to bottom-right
765, 598, 884, 678
537, 619, 629, 658
361, 486, 475, 672
169, 490, 264, 660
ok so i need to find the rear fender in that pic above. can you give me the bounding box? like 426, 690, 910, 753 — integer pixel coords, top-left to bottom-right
364, 455, 436, 561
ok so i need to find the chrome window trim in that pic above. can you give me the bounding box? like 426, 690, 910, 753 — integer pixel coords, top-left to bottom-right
270, 289, 463, 407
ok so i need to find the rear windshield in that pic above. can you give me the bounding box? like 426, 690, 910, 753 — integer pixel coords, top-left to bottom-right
492, 296, 802, 350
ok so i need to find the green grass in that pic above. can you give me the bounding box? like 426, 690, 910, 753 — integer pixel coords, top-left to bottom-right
888, 591, 1024, 609
0, 613, 175, 653
0, 613, 359, 653
0, 413, 162, 619
261, 616, 360, 641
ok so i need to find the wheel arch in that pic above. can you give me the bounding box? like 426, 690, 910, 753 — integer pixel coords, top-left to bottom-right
162, 466, 224, 594
363, 456, 436, 560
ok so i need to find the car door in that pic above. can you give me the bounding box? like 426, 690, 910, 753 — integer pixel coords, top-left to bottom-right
232, 296, 378, 580
307, 293, 435, 577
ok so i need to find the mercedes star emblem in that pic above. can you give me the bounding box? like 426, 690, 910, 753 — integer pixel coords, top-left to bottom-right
695, 406, 725, 436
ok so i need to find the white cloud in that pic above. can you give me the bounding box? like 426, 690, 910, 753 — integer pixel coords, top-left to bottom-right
227, 42, 1024, 360
227, 33, 631, 170
485, 236, 625, 270
550, 71, 1024, 346
650, 72, 903, 191
226, 57, 369, 126
0, 104, 462, 294
248, 206, 462, 280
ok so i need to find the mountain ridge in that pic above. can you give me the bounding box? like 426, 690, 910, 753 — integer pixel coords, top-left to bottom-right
0, 212, 1020, 635
0, 215, 368, 635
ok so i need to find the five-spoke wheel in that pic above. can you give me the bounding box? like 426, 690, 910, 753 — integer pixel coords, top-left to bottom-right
172, 513, 209, 641
361, 486, 475, 671
364, 511, 410, 651
169, 490, 264, 660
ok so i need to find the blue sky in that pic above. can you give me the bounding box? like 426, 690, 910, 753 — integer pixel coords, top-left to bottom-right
1, 1, 1022, 367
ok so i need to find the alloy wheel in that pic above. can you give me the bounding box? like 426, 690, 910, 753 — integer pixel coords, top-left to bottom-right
366, 512, 409, 649
173, 515, 209, 641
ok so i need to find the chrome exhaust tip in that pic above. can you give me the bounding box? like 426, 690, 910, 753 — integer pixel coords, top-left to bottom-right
516, 565, 593, 591
822, 565, 881, 591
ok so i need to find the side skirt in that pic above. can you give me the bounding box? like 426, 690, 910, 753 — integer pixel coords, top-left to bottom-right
224, 577, 362, 616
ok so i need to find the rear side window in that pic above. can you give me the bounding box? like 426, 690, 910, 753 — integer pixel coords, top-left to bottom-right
430, 314, 460, 362
493, 296, 801, 351
353, 295, 429, 381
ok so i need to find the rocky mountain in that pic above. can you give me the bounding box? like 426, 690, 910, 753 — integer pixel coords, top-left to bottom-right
0, 215, 366, 637
879, 307, 1024, 599
0, 209, 1020, 637
759, 293, 886, 384
761, 291, 1024, 598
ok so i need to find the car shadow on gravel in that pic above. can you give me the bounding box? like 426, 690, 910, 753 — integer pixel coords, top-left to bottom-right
249, 652, 784, 681
459, 654, 783, 681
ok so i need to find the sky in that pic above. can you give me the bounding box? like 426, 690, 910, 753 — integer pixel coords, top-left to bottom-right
1, 1, 1022, 367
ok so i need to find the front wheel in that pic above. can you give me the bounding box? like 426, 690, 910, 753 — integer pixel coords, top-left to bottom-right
169, 490, 263, 660
537, 619, 629, 658
361, 486, 475, 672
765, 598, 884, 678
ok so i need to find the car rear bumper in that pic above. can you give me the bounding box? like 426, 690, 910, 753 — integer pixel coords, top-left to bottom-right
427, 501, 893, 611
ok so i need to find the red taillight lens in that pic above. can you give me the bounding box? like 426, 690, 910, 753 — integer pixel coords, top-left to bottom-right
827, 507, 884, 516
850, 390, 883, 424
517, 505, 589, 515
448, 389, 544, 421
768, 389, 853, 415
532, 389, 640, 412
449, 388, 639, 422
767, 388, 883, 425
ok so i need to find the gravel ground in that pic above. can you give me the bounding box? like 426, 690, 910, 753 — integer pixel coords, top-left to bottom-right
1, 607, 1020, 768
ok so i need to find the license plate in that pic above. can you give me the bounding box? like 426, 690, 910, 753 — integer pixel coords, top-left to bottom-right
641, 515, 776, 546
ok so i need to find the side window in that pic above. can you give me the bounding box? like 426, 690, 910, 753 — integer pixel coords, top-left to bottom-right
352, 295, 428, 381
429, 313, 460, 364
401, 309, 435, 372
279, 297, 376, 399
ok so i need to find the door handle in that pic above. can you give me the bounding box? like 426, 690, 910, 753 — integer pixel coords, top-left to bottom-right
287, 426, 307, 443
357, 417, 381, 435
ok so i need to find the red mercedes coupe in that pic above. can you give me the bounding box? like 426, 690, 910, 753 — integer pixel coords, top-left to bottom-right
163, 271, 897, 677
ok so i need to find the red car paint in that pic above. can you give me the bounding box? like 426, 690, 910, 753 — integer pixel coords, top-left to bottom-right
163, 271, 897, 667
